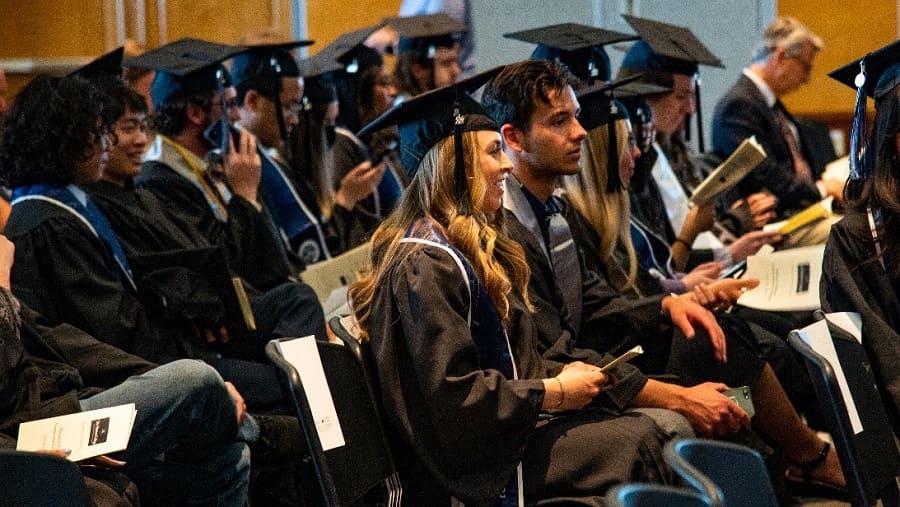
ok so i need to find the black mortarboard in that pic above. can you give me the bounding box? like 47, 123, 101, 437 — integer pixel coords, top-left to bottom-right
70, 47, 124, 81
620, 15, 723, 75
231, 41, 312, 88
504, 23, 638, 83
620, 15, 722, 153
578, 76, 670, 192
828, 40, 900, 181
125, 38, 246, 106
386, 13, 467, 55
299, 54, 343, 108
357, 66, 503, 213
315, 24, 385, 74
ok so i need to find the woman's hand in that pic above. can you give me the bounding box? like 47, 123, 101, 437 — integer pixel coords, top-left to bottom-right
680, 261, 722, 290
690, 278, 760, 311
542, 361, 607, 411
334, 160, 387, 210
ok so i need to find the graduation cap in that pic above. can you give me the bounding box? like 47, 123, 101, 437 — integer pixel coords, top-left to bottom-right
829, 40, 900, 182
125, 38, 246, 107
504, 23, 638, 83
231, 41, 312, 142
298, 53, 343, 109
619, 15, 723, 153
577, 76, 670, 192
69, 47, 124, 81
385, 13, 467, 56
357, 66, 503, 214
316, 24, 385, 74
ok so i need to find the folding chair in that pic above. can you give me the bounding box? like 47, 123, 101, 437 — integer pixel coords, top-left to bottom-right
665, 438, 774, 507
789, 314, 900, 507
266, 321, 401, 507
606, 483, 714, 507
0, 449, 91, 506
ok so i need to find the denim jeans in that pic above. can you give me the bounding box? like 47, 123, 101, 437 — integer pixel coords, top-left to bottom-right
80, 359, 250, 507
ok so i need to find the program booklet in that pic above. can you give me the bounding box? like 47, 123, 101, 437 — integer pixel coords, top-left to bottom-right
690, 136, 766, 205
17, 404, 137, 462
736, 244, 825, 311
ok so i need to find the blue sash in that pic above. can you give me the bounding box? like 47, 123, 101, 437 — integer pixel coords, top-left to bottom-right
257, 148, 331, 264
403, 225, 522, 507
374, 164, 402, 217
11, 184, 136, 290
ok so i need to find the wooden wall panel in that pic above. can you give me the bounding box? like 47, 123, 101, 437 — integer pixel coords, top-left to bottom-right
779, 0, 897, 116
306, 0, 399, 54
0, 0, 108, 57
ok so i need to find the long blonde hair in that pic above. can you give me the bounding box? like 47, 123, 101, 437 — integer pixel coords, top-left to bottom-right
561, 119, 638, 290
350, 131, 532, 341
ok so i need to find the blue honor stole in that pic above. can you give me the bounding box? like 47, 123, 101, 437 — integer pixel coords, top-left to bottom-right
257, 147, 331, 264
402, 226, 524, 507
11, 184, 136, 290
373, 164, 402, 218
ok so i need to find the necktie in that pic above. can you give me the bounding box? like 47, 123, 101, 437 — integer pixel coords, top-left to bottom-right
775, 106, 813, 182
545, 199, 582, 333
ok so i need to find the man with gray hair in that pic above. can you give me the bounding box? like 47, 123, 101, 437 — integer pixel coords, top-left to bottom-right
712, 16, 842, 228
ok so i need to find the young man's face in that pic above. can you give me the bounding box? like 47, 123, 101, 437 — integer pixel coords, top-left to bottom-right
106, 108, 149, 181
432, 44, 461, 88
647, 73, 696, 135
250, 76, 303, 148
510, 85, 586, 176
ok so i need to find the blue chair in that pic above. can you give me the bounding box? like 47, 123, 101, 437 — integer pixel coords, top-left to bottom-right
0, 449, 90, 506
665, 438, 776, 507
789, 314, 900, 507
606, 483, 714, 507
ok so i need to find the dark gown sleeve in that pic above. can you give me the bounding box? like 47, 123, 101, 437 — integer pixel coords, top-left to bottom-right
820, 214, 900, 430
137, 162, 293, 291
7, 212, 179, 363
369, 245, 545, 503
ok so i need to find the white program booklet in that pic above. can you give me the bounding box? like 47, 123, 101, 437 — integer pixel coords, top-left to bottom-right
736, 244, 825, 311
17, 403, 137, 462
275, 336, 346, 451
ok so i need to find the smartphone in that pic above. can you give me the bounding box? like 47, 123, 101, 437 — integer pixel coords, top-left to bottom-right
718, 259, 747, 280
723, 385, 755, 417
203, 118, 241, 154
371, 139, 398, 162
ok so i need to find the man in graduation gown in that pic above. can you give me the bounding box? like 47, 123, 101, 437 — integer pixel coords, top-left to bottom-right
482, 60, 771, 439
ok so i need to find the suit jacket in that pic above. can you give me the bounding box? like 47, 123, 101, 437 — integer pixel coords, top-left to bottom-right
711, 74, 821, 217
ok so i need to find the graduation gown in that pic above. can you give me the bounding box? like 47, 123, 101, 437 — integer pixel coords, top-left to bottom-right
367, 221, 670, 505
136, 136, 293, 291
820, 209, 900, 432
5, 198, 188, 363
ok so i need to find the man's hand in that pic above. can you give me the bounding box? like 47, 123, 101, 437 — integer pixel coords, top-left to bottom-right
224, 128, 261, 203
728, 230, 782, 263
0, 234, 14, 290
225, 381, 246, 426
740, 192, 778, 228
690, 278, 760, 311
333, 160, 387, 210
673, 383, 750, 436
661, 295, 727, 362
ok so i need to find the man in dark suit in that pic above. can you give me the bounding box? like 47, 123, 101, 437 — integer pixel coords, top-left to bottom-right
712, 16, 843, 225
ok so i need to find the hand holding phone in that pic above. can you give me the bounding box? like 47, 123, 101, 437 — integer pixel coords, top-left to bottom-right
723, 385, 755, 418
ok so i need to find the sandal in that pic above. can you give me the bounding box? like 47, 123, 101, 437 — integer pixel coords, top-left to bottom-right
784, 442, 848, 500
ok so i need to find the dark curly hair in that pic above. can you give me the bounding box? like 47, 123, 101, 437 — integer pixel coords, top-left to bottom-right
481, 60, 577, 133
0, 75, 111, 187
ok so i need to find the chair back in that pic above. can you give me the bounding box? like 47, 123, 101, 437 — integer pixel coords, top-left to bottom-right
0, 450, 90, 506
266, 325, 401, 507
606, 483, 714, 507
666, 438, 775, 507
789, 314, 900, 507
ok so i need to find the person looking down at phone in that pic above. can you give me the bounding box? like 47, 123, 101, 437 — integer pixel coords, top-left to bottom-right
480, 62, 844, 495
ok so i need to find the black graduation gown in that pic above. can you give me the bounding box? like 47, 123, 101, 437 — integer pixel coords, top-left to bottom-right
367, 234, 671, 506
330, 129, 392, 249
820, 209, 900, 433
5, 198, 188, 363
136, 159, 293, 291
